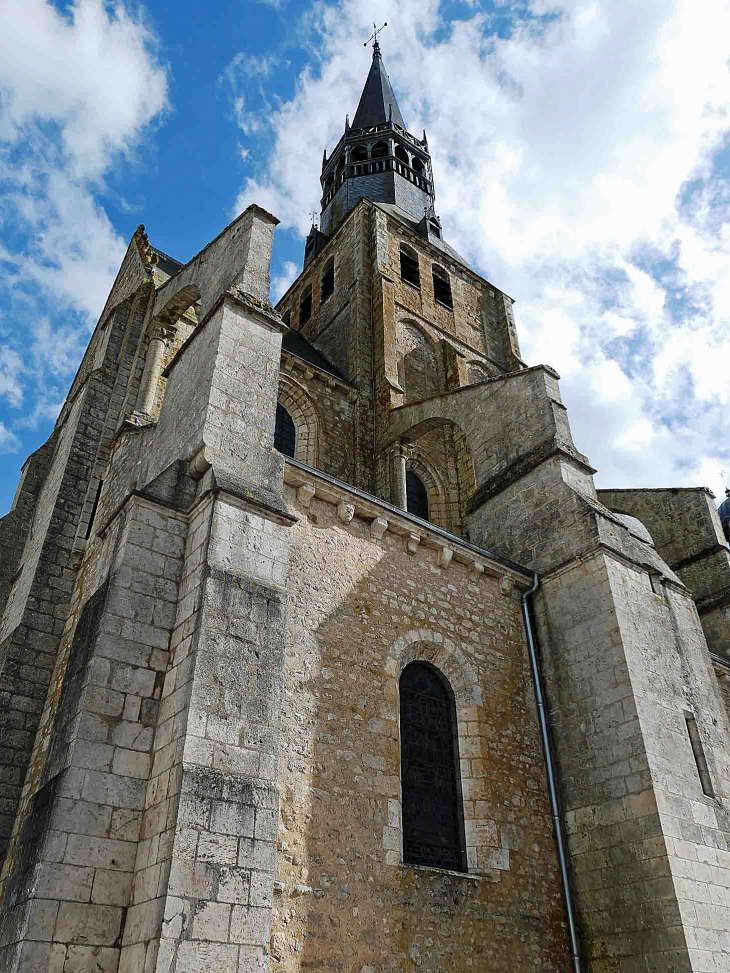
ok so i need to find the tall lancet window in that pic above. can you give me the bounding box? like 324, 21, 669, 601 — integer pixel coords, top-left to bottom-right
399, 662, 466, 872
274, 403, 296, 458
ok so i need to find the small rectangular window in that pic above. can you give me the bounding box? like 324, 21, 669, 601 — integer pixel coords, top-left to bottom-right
299, 291, 312, 326
400, 251, 420, 288
321, 264, 334, 302
685, 714, 714, 798
433, 271, 453, 309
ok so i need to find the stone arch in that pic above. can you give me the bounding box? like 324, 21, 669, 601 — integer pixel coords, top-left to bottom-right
381, 633, 486, 874
396, 319, 442, 404
405, 452, 447, 529
467, 360, 494, 384
387, 632, 482, 707
351, 145, 368, 163
154, 283, 201, 330
277, 375, 319, 467
397, 416, 477, 530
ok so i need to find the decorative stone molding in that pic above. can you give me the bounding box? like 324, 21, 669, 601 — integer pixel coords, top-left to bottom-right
189, 446, 212, 481
297, 482, 316, 508
406, 532, 421, 554
371, 517, 388, 539
282, 461, 531, 591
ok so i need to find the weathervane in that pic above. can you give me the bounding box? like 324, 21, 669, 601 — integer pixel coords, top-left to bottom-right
309, 211, 319, 229
364, 22, 387, 54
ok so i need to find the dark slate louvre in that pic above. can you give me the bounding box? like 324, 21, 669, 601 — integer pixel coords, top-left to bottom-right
406, 471, 428, 520
399, 662, 466, 871
274, 403, 296, 458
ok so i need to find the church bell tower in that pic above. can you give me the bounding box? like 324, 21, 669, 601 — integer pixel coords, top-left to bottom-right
319, 37, 435, 236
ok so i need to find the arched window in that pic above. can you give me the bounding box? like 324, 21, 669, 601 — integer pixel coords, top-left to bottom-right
432, 265, 453, 309
351, 145, 368, 163
399, 662, 466, 872
394, 144, 409, 165
400, 244, 420, 288
325, 172, 334, 190
412, 156, 424, 174
371, 141, 388, 159
299, 284, 312, 327
406, 471, 428, 520
336, 156, 345, 176
321, 258, 335, 303
274, 403, 296, 458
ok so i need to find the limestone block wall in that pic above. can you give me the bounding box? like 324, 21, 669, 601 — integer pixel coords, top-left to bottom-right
461, 364, 730, 970
268, 473, 570, 972
383, 213, 519, 369
598, 487, 730, 660
0, 290, 155, 869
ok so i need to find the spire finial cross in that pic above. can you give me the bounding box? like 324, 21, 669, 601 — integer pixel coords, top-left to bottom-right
364, 22, 387, 55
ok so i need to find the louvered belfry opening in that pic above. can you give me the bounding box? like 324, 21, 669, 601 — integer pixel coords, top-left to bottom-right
274, 403, 296, 458
399, 662, 466, 872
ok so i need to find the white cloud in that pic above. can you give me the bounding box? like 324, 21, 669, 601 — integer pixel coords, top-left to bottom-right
235, 0, 730, 498
0, 347, 24, 409
272, 260, 299, 302
0, 422, 20, 454
0, 0, 168, 443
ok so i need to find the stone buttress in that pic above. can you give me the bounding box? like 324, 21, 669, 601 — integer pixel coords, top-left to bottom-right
0, 206, 295, 973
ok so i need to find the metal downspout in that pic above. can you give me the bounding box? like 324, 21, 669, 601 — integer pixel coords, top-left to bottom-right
521, 572, 584, 973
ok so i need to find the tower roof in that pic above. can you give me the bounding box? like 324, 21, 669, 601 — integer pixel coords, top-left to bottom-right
351, 44, 406, 131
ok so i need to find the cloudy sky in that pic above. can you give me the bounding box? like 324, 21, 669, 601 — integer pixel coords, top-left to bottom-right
0, 0, 729, 515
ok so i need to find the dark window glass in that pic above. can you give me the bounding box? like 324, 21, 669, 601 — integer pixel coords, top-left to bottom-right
400, 248, 420, 288
433, 269, 452, 308
274, 403, 296, 458
406, 471, 428, 520
321, 262, 335, 302
299, 288, 312, 326
400, 663, 466, 872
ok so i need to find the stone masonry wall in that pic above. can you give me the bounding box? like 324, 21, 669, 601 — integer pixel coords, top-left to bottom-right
268, 480, 570, 972
598, 487, 730, 661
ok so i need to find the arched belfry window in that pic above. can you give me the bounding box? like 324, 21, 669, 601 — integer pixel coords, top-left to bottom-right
400, 662, 466, 872
406, 471, 428, 520
274, 403, 296, 458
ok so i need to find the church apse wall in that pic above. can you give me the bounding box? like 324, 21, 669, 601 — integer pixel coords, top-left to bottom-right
271, 477, 570, 972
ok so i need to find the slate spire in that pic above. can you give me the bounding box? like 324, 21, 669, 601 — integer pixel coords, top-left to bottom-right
351, 41, 406, 130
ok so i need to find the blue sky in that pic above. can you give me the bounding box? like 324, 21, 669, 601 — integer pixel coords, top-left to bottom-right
1, 0, 729, 516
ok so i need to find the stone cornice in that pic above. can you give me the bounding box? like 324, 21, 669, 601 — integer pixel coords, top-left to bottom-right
283, 457, 532, 588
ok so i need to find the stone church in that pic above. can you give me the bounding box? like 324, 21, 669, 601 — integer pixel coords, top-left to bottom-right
2, 37, 730, 973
